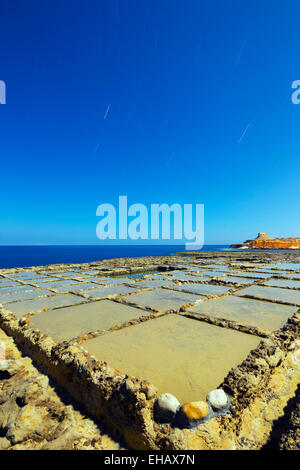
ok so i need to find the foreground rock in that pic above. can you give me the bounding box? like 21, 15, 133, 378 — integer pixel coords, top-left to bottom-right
230, 232, 300, 250
0, 328, 124, 450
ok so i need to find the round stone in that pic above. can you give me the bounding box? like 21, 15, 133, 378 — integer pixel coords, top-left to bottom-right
176, 400, 214, 428
181, 401, 210, 420
206, 389, 229, 410
154, 393, 180, 422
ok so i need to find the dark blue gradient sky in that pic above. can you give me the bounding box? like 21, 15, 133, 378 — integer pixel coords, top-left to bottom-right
0, 0, 299, 245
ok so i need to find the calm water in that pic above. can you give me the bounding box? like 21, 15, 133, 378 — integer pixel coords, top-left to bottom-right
0, 245, 298, 269
0, 245, 231, 269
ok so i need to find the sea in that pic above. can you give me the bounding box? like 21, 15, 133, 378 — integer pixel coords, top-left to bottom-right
0, 245, 298, 269
0, 245, 233, 269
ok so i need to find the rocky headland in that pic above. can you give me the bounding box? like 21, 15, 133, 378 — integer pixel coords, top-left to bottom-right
230, 233, 300, 250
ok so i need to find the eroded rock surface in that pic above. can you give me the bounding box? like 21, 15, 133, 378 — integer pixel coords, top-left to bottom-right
230, 232, 300, 250
0, 328, 124, 450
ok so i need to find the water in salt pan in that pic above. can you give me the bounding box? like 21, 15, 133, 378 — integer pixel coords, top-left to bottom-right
173, 283, 230, 296
229, 272, 272, 279
122, 288, 203, 312
0, 282, 27, 290
82, 314, 260, 402
0, 289, 53, 304
34, 280, 80, 289
55, 272, 82, 278
7, 272, 39, 279
237, 285, 300, 305
264, 263, 300, 271
30, 300, 145, 343
221, 276, 255, 285
189, 295, 297, 331
68, 282, 106, 292
83, 285, 139, 298
280, 273, 300, 280
168, 273, 212, 282
190, 271, 227, 278
263, 279, 300, 289
75, 276, 108, 283
6, 294, 83, 318
0, 284, 36, 294
97, 278, 136, 286
135, 279, 177, 288
11, 274, 57, 282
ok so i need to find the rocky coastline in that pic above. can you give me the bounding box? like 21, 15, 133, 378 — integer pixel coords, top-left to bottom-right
230, 232, 300, 250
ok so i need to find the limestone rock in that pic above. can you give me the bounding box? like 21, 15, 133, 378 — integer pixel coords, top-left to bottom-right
0, 327, 123, 450
154, 393, 180, 422
256, 233, 270, 240
0, 340, 5, 361
230, 232, 300, 250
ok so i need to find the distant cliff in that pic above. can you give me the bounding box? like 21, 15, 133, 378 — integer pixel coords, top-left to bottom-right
230, 232, 300, 250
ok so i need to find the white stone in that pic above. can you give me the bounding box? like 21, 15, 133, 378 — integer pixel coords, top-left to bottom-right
206, 389, 228, 410
156, 393, 180, 421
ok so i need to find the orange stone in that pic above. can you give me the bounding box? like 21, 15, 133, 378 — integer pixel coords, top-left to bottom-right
181, 401, 209, 420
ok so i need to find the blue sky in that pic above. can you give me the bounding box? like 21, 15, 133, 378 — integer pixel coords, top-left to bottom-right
0, 0, 299, 245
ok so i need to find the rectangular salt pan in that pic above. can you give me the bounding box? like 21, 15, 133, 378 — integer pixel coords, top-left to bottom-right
50, 282, 89, 292
189, 271, 226, 278
0, 289, 54, 304
121, 288, 203, 312
32, 280, 80, 289
263, 279, 300, 289
55, 272, 83, 278
221, 277, 255, 285
82, 285, 139, 298
236, 285, 300, 306
10, 274, 57, 282
144, 274, 173, 280
135, 280, 175, 288
264, 263, 300, 271
77, 277, 108, 283
0, 282, 25, 290
0, 284, 37, 294
166, 273, 212, 282
189, 295, 297, 331
97, 277, 136, 286
173, 283, 230, 296
67, 283, 106, 292
280, 273, 300, 280
82, 315, 260, 402
30, 300, 147, 343
6, 294, 84, 318
229, 272, 272, 279
7, 272, 39, 279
